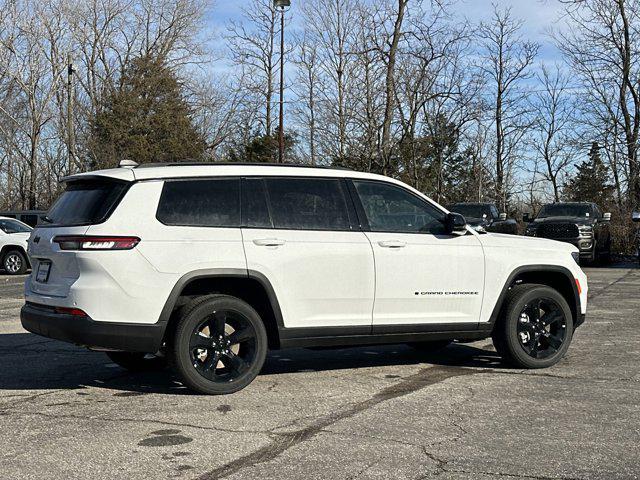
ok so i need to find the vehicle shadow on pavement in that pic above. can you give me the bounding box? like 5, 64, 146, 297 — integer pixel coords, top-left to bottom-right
0, 332, 509, 395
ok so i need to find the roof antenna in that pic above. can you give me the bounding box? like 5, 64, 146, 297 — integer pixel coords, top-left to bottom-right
119, 159, 138, 169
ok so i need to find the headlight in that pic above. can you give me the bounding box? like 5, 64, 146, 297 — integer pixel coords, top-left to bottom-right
578, 225, 593, 236
571, 251, 580, 264
525, 227, 536, 236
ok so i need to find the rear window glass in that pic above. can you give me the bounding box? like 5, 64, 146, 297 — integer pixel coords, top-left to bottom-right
157, 178, 241, 227
47, 180, 129, 226
264, 178, 351, 230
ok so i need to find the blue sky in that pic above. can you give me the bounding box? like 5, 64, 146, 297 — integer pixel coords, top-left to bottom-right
205, 0, 567, 64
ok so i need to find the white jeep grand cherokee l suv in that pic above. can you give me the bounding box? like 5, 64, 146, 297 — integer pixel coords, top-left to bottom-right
21, 163, 588, 394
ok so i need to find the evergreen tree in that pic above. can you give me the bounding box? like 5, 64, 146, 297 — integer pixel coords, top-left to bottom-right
396, 114, 486, 203
564, 142, 615, 207
90, 55, 205, 168
227, 132, 297, 163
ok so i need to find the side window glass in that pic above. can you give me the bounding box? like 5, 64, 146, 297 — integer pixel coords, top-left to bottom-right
353, 180, 446, 234
242, 178, 273, 228
157, 178, 240, 227
490, 206, 500, 219
264, 178, 351, 231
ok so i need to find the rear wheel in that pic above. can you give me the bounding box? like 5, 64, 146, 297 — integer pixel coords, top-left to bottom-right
492, 284, 573, 369
170, 295, 268, 395
3, 249, 27, 275
106, 352, 167, 372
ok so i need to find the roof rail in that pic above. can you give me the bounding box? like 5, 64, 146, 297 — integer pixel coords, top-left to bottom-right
134, 162, 353, 171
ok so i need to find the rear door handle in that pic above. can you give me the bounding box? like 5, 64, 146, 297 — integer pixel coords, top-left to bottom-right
253, 238, 286, 247
378, 240, 406, 248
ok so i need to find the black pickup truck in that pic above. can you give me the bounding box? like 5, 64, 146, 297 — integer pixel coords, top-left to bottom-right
447, 202, 518, 235
525, 202, 611, 263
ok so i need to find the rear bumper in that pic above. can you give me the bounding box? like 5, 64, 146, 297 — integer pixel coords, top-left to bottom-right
20, 303, 166, 353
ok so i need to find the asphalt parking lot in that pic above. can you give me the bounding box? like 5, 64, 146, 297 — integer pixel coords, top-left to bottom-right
1, 265, 639, 480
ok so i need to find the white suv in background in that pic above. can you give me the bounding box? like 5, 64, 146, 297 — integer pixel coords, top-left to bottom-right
21, 163, 588, 394
0, 217, 32, 275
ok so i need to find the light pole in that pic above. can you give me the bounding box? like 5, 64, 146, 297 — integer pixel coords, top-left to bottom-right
67, 52, 75, 174
274, 0, 290, 163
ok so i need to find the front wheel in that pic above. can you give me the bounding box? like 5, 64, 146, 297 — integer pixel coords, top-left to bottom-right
492, 284, 573, 369
170, 295, 268, 395
3, 249, 28, 275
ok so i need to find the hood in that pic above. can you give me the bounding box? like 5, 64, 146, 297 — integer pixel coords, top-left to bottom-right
465, 216, 489, 227
532, 216, 593, 226
6, 232, 31, 242
479, 232, 578, 253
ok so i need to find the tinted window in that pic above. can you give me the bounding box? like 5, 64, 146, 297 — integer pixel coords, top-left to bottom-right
47, 180, 129, 226
448, 204, 490, 219
20, 214, 39, 227
157, 178, 240, 227
242, 178, 273, 228
264, 178, 350, 230
490, 205, 500, 218
537, 204, 593, 218
0, 219, 32, 234
354, 180, 446, 234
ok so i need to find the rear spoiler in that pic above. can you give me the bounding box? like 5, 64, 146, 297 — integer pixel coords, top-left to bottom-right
59, 174, 134, 184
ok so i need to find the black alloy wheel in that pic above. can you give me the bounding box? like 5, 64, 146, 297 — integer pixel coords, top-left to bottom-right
189, 310, 257, 382
492, 284, 574, 369
171, 295, 268, 395
516, 298, 567, 360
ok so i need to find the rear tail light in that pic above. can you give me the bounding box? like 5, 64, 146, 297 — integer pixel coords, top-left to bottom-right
55, 306, 88, 317
53, 235, 140, 251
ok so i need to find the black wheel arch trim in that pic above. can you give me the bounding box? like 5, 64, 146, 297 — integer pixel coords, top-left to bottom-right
487, 264, 582, 329
158, 268, 285, 328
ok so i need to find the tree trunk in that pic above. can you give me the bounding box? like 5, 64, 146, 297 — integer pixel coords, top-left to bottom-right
380, 0, 408, 175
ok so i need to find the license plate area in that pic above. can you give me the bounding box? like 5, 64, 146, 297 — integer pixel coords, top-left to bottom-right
36, 261, 51, 283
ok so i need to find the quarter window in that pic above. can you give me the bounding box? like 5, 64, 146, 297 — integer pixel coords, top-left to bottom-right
353, 180, 446, 234
264, 178, 351, 231
157, 178, 240, 227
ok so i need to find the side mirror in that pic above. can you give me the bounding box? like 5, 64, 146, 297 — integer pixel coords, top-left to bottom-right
603, 212, 611, 221
445, 212, 467, 236
523, 213, 531, 223
632, 211, 640, 223
499, 213, 507, 221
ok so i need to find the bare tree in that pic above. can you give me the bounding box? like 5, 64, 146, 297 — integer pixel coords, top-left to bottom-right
301, 0, 359, 163
532, 63, 578, 202
225, 0, 279, 138
379, 0, 409, 175
478, 4, 538, 210
292, 33, 320, 165
558, 0, 640, 207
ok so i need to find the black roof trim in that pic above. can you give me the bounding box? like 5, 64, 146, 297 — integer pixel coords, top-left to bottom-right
134, 162, 353, 171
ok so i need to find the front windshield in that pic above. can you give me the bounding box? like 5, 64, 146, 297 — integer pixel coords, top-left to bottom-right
448, 204, 490, 219
537, 204, 592, 218
0, 218, 32, 234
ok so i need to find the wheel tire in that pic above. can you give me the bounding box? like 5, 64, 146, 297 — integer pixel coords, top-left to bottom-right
3, 249, 27, 275
492, 284, 574, 369
407, 340, 452, 352
170, 295, 268, 395
106, 351, 167, 372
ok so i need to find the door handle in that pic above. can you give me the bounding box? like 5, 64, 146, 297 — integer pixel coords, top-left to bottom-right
378, 240, 406, 248
253, 238, 286, 247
